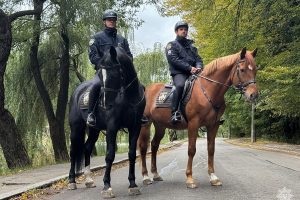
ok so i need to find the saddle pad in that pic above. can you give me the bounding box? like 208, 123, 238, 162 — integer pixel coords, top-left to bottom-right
155, 85, 173, 108
155, 75, 197, 109
79, 90, 90, 110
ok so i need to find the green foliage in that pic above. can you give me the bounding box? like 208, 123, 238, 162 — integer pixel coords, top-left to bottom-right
134, 43, 170, 85
1, 0, 155, 170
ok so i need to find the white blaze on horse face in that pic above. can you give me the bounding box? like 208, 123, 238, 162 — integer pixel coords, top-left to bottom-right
102, 68, 107, 106
248, 65, 253, 71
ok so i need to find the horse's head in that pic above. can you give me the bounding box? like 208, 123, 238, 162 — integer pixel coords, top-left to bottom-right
98, 46, 122, 83
231, 47, 259, 102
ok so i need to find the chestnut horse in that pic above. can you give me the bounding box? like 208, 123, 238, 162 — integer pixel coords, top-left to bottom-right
138, 48, 258, 188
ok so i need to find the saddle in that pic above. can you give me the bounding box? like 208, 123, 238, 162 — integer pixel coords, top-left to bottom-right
155, 75, 197, 114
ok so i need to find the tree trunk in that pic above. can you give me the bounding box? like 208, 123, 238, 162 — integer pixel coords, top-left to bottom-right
30, 0, 69, 162
0, 9, 31, 169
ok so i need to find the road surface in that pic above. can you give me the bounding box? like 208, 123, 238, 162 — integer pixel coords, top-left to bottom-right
47, 139, 300, 200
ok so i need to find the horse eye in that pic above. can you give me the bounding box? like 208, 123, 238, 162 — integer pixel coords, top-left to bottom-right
240, 68, 245, 72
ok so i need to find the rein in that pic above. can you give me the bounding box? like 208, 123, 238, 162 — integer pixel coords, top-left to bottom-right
196, 58, 256, 112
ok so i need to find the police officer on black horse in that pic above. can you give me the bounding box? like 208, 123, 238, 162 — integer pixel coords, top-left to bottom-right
166, 21, 203, 124
87, 9, 147, 127
87, 9, 132, 126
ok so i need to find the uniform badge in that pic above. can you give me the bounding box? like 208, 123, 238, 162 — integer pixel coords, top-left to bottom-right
167, 50, 172, 55
89, 39, 95, 46
166, 43, 172, 50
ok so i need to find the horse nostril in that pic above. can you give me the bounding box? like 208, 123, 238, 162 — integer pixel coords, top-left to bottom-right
250, 93, 258, 100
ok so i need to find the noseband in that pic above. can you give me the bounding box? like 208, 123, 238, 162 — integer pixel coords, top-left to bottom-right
233, 59, 256, 93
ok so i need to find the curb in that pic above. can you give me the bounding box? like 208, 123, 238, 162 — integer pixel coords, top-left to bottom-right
0, 140, 185, 200
224, 139, 300, 157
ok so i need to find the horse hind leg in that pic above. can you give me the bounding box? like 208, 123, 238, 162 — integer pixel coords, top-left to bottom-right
151, 123, 165, 182
83, 128, 99, 188
207, 125, 222, 186
138, 124, 153, 185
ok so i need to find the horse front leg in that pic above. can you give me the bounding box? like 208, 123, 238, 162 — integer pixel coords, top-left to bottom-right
127, 125, 142, 196
101, 124, 118, 199
207, 125, 222, 186
83, 128, 99, 188
186, 121, 199, 188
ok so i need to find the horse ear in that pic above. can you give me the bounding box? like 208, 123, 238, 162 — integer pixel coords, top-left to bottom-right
251, 48, 258, 57
241, 47, 247, 59
110, 46, 117, 61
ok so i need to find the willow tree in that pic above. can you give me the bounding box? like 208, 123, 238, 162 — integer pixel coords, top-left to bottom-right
0, 3, 40, 168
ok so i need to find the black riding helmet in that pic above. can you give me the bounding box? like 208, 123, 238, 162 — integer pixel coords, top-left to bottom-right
174, 21, 189, 31
102, 9, 117, 20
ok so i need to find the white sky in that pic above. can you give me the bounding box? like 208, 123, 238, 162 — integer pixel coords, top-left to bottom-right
132, 5, 181, 53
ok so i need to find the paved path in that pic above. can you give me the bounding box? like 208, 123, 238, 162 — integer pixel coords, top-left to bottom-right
46, 138, 300, 200
0, 141, 183, 200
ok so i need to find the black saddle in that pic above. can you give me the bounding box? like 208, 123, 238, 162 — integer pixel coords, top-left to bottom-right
155, 75, 197, 110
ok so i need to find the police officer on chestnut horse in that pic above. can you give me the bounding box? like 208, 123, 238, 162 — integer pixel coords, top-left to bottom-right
166, 21, 204, 124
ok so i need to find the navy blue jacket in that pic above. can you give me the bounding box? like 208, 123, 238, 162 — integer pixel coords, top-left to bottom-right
89, 28, 132, 70
166, 37, 203, 76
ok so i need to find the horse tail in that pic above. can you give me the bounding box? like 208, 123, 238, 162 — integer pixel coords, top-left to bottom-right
69, 107, 86, 174
74, 131, 85, 174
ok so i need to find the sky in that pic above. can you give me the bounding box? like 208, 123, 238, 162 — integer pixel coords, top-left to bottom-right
132, 5, 181, 53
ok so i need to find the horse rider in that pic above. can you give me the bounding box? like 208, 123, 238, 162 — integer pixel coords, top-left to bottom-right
86, 9, 133, 127
165, 21, 204, 124
87, 9, 148, 127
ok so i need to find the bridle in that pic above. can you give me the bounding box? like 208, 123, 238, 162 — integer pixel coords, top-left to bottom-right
98, 63, 144, 107
196, 58, 257, 112
197, 58, 256, 93
232, 59, 256, 93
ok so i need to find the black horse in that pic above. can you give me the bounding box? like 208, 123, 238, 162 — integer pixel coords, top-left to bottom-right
68, 46, 146, 198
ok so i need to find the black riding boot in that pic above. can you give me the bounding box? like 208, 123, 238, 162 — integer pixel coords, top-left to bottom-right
171, 90, 182, 124
87, 84, 101, 127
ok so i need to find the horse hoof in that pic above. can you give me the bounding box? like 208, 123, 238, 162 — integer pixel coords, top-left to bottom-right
143, 178, 153, 185
210, 179, 222, 186
186, 182, 198, 189
153, 176, 163, 181
68, 183, 77, 190
85, 181, 96, 188
128, 187, 141, 196
101, 188, 115, 199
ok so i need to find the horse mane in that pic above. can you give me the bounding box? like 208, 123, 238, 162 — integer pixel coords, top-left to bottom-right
204, 53, 240, 76
116, 47, 137, 78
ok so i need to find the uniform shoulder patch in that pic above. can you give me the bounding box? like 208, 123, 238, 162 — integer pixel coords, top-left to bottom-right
89, 38, 95, 46
166, 42, 172, 50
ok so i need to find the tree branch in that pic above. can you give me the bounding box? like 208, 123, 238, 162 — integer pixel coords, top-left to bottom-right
9, 10, 39, 22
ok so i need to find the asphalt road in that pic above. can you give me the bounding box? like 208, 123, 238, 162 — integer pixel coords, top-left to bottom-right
47, 139, 300, 200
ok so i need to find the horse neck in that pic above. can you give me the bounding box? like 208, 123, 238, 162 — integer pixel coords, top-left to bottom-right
201, 54, 239, 103
122, 63, 140, 95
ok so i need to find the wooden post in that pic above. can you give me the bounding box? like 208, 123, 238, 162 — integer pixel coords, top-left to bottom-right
251, 103, 256, 143
228, 123, 231, 139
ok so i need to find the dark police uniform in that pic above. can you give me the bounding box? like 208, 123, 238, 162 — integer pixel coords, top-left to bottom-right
165, 37, 203, 120
87, 27, 132, 126
89, 28, 132, 69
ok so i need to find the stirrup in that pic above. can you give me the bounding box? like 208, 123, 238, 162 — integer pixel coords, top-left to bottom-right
171, 111, 182, 124
87, 113, 96, 127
